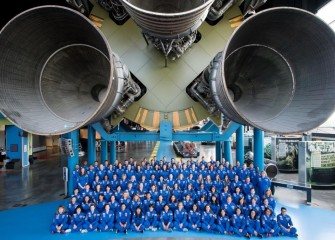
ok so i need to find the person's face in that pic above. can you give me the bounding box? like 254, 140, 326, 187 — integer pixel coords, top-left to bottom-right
205, 205, 210, 212
281, 209, 287, 216
221, 210, 225, 216
164, 205, 169, 211
121, 204, 126, 211
158, 195, 163, 201
236, 208, 241, 215
85, 196, 89, 202
71, 197, 76, 203
171, 195, 176, 201
111, 195, 115, 201
266, 209, 271, 216
193, 205, 197, 211
186, 195, 190, 201
178, 203, 183, 210
90, 205, 95, 212
58, 207, 64, 214
76, 207, 81, 214
105, 204, 110, 211
251, 210, 256, 218
227, 197, 232, 203
136, 208, 141, 214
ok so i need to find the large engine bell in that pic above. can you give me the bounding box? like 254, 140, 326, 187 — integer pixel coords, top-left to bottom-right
213, 7, 335, 134
0, 6, 123, 135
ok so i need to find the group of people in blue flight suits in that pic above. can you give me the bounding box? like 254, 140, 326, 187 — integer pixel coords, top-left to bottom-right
50, 156, 298, 238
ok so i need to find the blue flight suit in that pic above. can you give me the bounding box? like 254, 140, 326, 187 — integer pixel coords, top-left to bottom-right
93, 191, 103, 202
222, 202, 237, 218
208, 170, 216, 181
217, 215, 232, 234
96, 199, 107, 213
87, 169, 96, 186
159, 210, 173, 230
71, 193, 82, 204
83, 209, 99, 232
119, 179, 128, 191
131, 213, 145, 232
242, 182, 254, 195
144, 209, 158, 228
119, 197, 132, 211
169, 168, 180, 179
204, 180, 212, 192
115, 168, 124, 179
156, 180, 164, 190
81, 201, 91, 213
246, 193, 260, 205
103, 190, 113, 202
143, 168, 152, 180
172, 189, 182, 202
72, 169, 80, 189
237, 204, 249, 217
232, 213, 248, 236
217, 168, 226, 180
177, 178, 187, 191
160, 170, 169, 180
109, 200, 119, 214
78, 175, 89, 192
109, 179, 119, 190
187, 210, 201, 231
182, 199, 194, 212
106, 169, 114, 180
91, 180, 101, 192
148, 179, 157, 188
69, 212, 85, 232
173, 209, 188, 231
260, 205, 274, 216
238, 169, 250, 182
67, 202, 79, 216
98, 210, 114, 232
114, 190, 123, 202
166, 179, 175, 190
155, 200, 166, 216
143, 198, 155, 213
231, 180, 243, 193
115, 209, 131, 231
139, 180, 149, 192
125, 169, 134, 180
187, 179, 196, 189
199, 169, 208, 179
50, 212, 69, 233
210, 203, 220, 216
232, 192, 244, 205
135, 171, 143, 181
150, 190, 159, 202
196, 189, 207, 201
246, 216, 263, 236
130, 180, 138, 191
219, 191, 230, 205
265, 196, 276, 210
197, 200, 207, 213
126, 188, 135, 198
201, 211, 216, 233
96, 170, 106, 181
227, 169, 236, 181
189, 169, 199, 180
101, 180, 110, 191
277, 213, 297, 237
261, 214, 280, 236
160, 189, 170, 201
131, 200, 142, 213
257, 176, 271, 197
207, 191, 219, 202
213, 180, 223, 192
181, 169, 190, 178
247, 204, 261, 219
168, 201, 178, 212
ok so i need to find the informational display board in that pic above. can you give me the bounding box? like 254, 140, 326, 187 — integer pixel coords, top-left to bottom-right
272, 137, 301, 172
299, 141, 335, 187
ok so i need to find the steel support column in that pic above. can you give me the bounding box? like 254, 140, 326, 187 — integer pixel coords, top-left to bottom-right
87, 125, 96, 165
236, 125, 244, 165
224, 140, 231, 164
216, 141, 222, 163
66, 130, 79, 196
110, 141, 116, 165
254, 128, 264, 171
100, 140, 108, 162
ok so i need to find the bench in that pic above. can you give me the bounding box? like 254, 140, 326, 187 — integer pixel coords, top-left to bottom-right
271, 179, 312, 205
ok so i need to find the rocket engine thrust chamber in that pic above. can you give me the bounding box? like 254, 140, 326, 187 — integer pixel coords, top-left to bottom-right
0, 6, 123, 135
213, 7, 335, 134
120, 0, 214, 38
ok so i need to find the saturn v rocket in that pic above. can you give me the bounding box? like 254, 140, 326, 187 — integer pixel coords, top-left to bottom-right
0, 0, 334, 136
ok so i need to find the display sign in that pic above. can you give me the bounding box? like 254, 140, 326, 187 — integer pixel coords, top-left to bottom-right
300, 141, 335, 187
272, 137, 300, 172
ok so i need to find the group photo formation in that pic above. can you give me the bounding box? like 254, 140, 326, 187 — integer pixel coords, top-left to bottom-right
50, 156, 298, 238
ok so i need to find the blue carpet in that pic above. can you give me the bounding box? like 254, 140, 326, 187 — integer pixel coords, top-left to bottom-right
0, 200, 335, 240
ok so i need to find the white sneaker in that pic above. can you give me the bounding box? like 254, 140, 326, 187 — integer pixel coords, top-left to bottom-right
182, 228, 188, 232
152, 227, 157, 232
64, 229, 71, 233
81, 229, 88, 233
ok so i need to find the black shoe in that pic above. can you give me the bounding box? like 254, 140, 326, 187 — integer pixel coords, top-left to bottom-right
244, 234, 251, 239
124, 229, 128, 234
258, 233, 263, 238
294, 233, 298, 237
140, 230, 144, 233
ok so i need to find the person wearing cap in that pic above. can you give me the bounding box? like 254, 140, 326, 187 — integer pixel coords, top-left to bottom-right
277, 207, 298, 237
